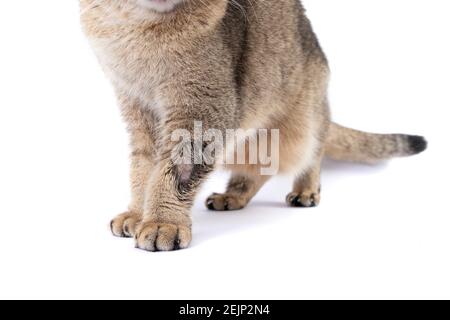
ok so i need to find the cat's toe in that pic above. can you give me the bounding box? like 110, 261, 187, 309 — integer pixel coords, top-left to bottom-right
205, 193, 246, 211
134, 222, 191, 252
110, 211, 142, 238
286, 191, 320, 208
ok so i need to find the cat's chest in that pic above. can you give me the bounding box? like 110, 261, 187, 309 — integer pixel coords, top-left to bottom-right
89, 34, 175, 103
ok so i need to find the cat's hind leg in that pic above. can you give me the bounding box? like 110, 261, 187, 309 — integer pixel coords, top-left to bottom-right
286, 156, 322, 208
206, 172, 270, 211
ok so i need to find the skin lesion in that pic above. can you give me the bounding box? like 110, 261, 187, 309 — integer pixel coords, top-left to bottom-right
176, 163, 194, 184
175, 163, 214, 199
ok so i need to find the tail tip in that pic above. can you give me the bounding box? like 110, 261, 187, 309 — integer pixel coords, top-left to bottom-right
408, 135, 427, 155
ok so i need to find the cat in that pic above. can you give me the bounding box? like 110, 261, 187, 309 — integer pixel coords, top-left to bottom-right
80, 0, 427, 251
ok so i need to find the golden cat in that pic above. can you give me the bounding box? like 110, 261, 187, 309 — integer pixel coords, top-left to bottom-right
80, 0, 427, 251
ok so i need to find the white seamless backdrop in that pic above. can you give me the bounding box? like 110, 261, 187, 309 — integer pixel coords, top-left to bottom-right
0, 0, 449, 299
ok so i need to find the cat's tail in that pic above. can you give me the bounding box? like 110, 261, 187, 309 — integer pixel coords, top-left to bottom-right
325, 122, 427, 164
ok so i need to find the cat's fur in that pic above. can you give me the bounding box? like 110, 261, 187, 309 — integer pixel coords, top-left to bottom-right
80, 0, 427, 251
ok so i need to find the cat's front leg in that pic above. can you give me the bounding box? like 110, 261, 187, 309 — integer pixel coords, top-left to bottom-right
110, 94, 159, 238
134, 114, 217, 251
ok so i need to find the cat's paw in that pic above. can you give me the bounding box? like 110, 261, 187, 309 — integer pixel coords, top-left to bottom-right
110, 211, 142, 238
134, 222, 191, 252
205, 193, 247, 211
286, 190, 320, 208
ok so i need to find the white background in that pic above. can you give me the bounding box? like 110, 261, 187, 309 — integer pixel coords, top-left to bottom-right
0, 0, 449, 300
